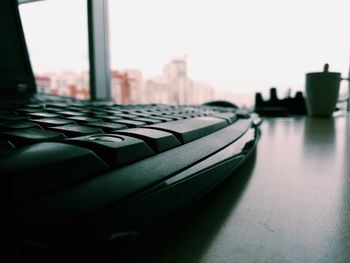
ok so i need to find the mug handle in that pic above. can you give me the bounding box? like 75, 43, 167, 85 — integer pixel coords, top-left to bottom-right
338, 77, 350, 110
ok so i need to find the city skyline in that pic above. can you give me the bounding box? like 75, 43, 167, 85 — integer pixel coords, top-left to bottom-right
35, 57, 255, 106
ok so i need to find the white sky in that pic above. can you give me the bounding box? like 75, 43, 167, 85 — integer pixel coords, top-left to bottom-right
20, 0, 350, 94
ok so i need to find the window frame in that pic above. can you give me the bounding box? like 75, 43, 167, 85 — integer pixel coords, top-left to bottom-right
17, 0, 111, 100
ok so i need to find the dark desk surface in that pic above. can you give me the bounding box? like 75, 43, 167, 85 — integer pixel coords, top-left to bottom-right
132, 113, 350, 263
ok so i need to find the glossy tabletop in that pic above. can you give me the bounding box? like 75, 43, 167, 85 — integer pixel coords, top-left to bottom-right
132, 113, 350, 263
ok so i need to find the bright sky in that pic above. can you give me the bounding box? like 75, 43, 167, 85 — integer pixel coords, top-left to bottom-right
20, 0, 350, 94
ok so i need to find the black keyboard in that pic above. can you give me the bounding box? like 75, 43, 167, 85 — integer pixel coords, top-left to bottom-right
0, 94, 261, 255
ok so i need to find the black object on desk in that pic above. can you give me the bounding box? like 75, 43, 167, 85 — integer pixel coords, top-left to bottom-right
255, 88, 307, 116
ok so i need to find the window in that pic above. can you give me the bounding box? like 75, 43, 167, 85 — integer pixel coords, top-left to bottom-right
108, 0, 350, 107
19, 0, 90, 99
18, 0, 350, 106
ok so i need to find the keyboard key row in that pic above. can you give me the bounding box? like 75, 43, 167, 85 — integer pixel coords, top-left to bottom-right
0, 115, 237, 149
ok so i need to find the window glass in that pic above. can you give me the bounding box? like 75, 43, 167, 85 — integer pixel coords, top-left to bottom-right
109, 0, 350, 107
19, 0, 90, 99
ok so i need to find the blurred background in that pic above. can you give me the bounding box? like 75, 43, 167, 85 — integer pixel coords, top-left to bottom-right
18, 0, 350, 107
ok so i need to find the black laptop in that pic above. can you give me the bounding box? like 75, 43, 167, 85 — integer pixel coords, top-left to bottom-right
0, 0, 261, 257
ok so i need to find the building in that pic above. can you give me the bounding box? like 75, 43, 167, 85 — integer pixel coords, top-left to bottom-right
34, 71, 89, 99
110, 58, 215, 105
35, 75, 51, 94
111, 70, 130, 104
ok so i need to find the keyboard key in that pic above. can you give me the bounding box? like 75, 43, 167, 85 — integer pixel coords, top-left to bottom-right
161, 115, 185, 120
66, 107, 90, 113
45, 102, 69, 108
15, 107, 43, 114
93, 115, 122, 122
104, 110, 123, 115
19, 103, 44, 109
84, 122, 128, 132
45, 107, 67, 113
112, 128, 181, 152
30, 117, 76, 128
145, 116, 174, 122
89, 101, 114, 107
47, 124, 103, 138
66, 134, 154, 167
58, 111, 86, 117
133, 112, 153, 118
0, 128, 66, 146
0, 142, 109, 201
113, 119, 147, 128
28, 112, 61, 119
133, 117, 162, 125
167, 114, 190, 119
0, 114, 29, 121
113, 113, 139, 119
0, 121, 42, 131
145, 116, 227, 143
211, 112, 238, 124
85, 111, 103, 117
66, 116, 103, 124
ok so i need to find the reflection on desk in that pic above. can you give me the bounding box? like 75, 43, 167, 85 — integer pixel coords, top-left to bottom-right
129, 114, 350, 263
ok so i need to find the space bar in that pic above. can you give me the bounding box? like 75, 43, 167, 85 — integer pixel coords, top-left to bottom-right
144, 116, 228, 143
